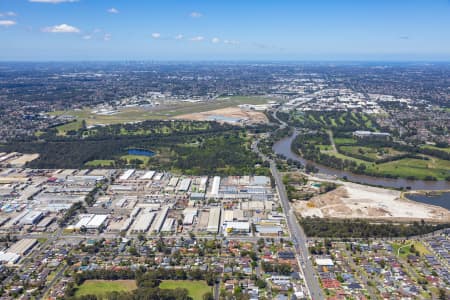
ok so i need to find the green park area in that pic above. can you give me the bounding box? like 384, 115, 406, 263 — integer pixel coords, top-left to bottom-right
365, 156, 450, 180
159, 280, 212, 300
3, 119, 268, 176
75, 280, 137, 298
391, 241, 430, 258
291, 111, 450, 181
324, 143, 450, 180
339, 145, 405, 161
84, 159, 115, 168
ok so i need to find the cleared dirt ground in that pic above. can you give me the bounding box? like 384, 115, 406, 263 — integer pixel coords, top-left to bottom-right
294, 181, 450, 222
174, 107, 268, 125
7, 154, 40, 167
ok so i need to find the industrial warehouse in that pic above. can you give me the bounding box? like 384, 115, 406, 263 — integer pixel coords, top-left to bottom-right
0, 167, 287, 265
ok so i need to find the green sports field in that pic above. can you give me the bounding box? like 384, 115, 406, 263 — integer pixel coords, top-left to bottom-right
75, 280, 137, 298
159, 280, 212, 300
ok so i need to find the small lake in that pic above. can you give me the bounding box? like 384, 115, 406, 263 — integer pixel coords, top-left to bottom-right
127, 148, 155, 157
405, 192, 450, 210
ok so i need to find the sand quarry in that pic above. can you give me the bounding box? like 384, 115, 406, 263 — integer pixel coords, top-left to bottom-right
294, 181, 450, 222
175, 107, 268, 124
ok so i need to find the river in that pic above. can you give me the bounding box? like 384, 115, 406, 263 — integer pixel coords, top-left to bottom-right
405, 192, 450, 210
273, 133, 450, 191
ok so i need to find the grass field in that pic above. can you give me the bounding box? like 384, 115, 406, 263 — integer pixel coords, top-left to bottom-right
324, 142, 450, 180
339, 145, 405, 161
120, 154, 151, 166
391, 241, 430, 258
367, 156, 450, 180
325, 151, 450, 180
159, 280, 211, 300
54, 120, 84, 135
323, 150, 368, 165
75, 280, 137, 298
50, 96, 273, 129
334, 137, 357, 145
318, 144, 333, 151
85, 159, 115, 167
325, 133, 450, 180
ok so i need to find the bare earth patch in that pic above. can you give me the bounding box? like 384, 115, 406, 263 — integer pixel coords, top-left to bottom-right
294, 182, 450, 222
174, 107, 268, 125
6, 154, 40, 167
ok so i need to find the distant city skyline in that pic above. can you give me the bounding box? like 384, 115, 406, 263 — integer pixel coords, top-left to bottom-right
1, 0, 450, 61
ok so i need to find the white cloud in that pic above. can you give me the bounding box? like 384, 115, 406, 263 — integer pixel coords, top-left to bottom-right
190, 36, 204, 42
224, 39, 239, 45
82, 35, 92, 40
189, 11, 202, 18
0, 11, 17, 17
42, 24, 80, 33
29, 0, 78, 3
211, 37, 220, 44
0, 20, 17, 27
103, 33, 112, 41
151, 32, 161, 39
107, 8, 119, 14
174, 34, 184, 40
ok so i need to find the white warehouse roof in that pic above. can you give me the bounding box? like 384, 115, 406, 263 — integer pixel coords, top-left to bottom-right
141, 171, 155, 180
315, 258, 334, 266
207, 207, 221, 233
211, 176, 221, 196
119, 169, 135, 181
178, 178, 191, 191
86, 214, 108, 229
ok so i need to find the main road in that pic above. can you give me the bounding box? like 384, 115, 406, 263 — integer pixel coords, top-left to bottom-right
269, 161, 324, 300
252, 108, 324, 299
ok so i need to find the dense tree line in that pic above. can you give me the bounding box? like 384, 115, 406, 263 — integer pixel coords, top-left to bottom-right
170, 133, 268, 176
419, 147, 450, 161
1, 121, 268, 176
35, 120, 231, 142
261, 261, 292, 275
300, 217, 450, 238
58, 202, 85, 227
292, 133, 366, 175
73, 267, 217, 287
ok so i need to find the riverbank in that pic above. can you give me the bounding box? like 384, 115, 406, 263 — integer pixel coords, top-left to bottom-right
273, 132, 450, 191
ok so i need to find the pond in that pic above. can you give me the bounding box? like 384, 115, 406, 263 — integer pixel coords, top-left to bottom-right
405, 192, 450, 210
127, 148, 155, 157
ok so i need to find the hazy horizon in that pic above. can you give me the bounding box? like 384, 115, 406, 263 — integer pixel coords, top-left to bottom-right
1, 0, 450, 61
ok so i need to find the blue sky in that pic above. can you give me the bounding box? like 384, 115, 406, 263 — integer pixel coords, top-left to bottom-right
1, 0, 450, 61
